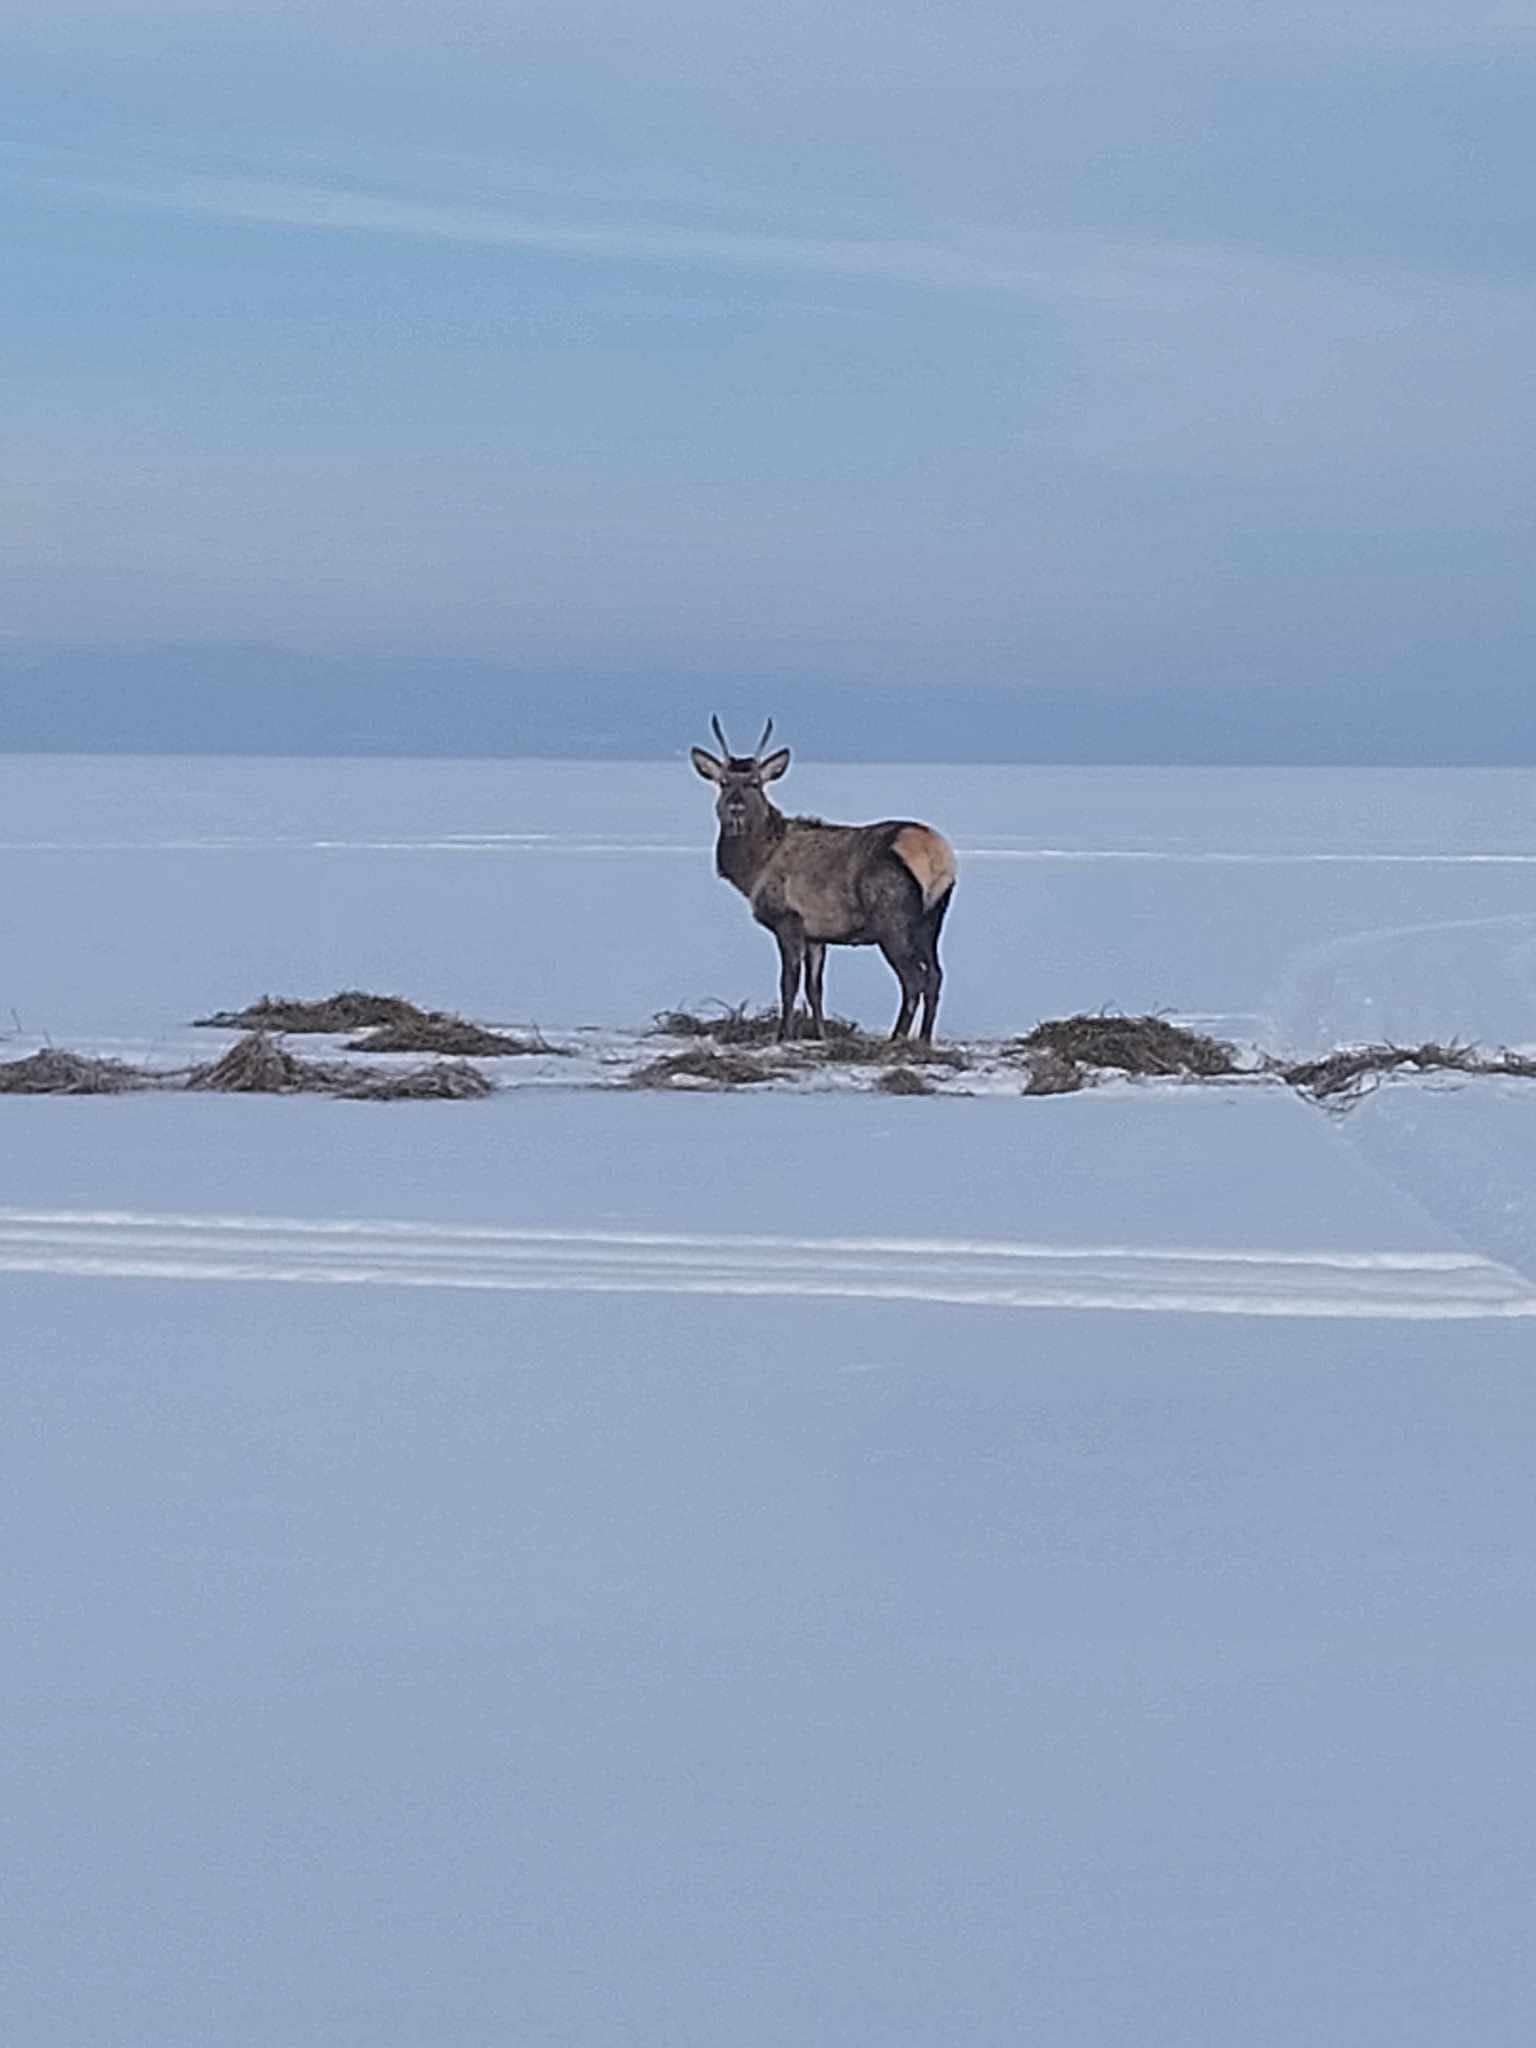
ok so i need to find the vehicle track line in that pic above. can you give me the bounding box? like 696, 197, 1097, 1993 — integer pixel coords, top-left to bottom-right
0, 1208, 1530, 1319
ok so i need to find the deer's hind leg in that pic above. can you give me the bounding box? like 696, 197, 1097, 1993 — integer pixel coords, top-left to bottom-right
867, 860, 936, 1041
878, 934, 928, 1041
916, 886, 953, 1040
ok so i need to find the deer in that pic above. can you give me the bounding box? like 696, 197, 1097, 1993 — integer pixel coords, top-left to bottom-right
690, 718, 957, 1043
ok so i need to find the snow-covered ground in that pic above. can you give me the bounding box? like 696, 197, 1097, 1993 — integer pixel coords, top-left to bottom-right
6, 754, 1536, 1048
5, 756, 1536, 2045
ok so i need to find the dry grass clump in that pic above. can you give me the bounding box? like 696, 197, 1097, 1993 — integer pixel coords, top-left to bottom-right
0, 1034, 493, 1102
187, 1032, 336, 1093
1281, 1040, 1536, 1107
628, 1046, 791, 1089
187, 1031, 493, 1100
1014, 1013, 1240, 1079
195, 991, 438, 1033
194, 989, 550, 1062
0, 1048, 154, 1095
345, 1017, 557, 1057
651, 1002, 861, 1046
876, 1065, 936, 1096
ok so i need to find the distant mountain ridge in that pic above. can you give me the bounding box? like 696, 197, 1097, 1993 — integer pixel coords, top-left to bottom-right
1, 644, 1529, 765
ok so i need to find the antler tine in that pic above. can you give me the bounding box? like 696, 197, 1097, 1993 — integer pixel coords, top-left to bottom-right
755, 717, 774, 758
710, 714, 731, 757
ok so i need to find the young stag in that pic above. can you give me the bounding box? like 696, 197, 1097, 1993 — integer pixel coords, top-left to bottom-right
691, 718, 957, 1042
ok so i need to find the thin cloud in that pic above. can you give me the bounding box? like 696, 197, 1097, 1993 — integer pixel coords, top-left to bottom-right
59, 168, 1071, 295
50, 160, 1519, 321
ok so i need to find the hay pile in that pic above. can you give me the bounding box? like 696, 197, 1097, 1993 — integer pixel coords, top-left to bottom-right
345, 1017, 555, 1057
0, 1033, 495, 1102
195, 988, 553, 1062
0, 1049, 154, 1095
1015, 1013, 1239, 1079
188, 1031, 324, 1093
195, 991, 434, 1032
187, 1031, 493, 1100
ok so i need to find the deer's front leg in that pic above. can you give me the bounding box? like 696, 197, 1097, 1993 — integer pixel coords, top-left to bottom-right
773, 921, 806, 1041
804, 942, 827, 1039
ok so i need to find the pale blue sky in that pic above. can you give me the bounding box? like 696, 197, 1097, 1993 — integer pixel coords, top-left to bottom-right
3, 2, 1535, 750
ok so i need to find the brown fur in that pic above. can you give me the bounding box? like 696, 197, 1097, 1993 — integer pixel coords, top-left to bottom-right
757, 820, 913, 941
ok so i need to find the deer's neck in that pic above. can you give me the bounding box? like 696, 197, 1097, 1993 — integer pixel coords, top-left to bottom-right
716, 804, 788, 897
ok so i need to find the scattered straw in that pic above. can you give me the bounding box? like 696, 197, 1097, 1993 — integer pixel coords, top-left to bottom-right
648, 1004, 971, 1073
21, 991, 1536, 1115
1281, 1040, 1536, 1107
0, 1049, 154, 1095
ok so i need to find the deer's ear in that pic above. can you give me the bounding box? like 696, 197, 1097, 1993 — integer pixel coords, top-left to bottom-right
690, 747, 725, 783
758, 747, 791, 783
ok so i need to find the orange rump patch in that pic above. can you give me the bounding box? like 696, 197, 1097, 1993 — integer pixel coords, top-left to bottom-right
892, 825, 957, 908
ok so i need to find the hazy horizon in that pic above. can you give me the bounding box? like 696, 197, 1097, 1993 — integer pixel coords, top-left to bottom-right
2, 641, 1533, 765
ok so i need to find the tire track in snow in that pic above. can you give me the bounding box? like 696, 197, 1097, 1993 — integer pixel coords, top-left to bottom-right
0, 1208, 1531, 1319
